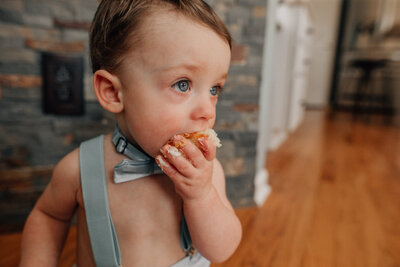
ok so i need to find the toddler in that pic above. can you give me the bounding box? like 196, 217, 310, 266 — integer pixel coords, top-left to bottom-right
20, 0, 242, 266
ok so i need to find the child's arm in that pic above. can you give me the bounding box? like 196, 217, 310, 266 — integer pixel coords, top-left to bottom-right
156, 136, 242, 263
19, 149, 79, 266
182, 159, 242, 262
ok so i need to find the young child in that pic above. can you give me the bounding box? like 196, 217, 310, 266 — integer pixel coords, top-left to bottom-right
20, 0, 242, 266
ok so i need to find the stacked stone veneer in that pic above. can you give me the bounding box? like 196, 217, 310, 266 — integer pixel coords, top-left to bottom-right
0, 0, 266, 230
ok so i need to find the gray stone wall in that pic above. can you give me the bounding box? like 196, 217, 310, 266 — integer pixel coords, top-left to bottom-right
0, 0, 266, 230
211, 0, 266, 207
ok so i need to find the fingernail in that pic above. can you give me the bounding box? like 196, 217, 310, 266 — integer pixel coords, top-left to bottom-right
160, 147, 167, 156
155, 155, 168, 169
198, 137, 208, 152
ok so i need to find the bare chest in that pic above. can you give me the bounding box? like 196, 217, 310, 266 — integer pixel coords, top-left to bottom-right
77, 174, 185, 265
107, 173, 182, 234
75, 135, 185, 266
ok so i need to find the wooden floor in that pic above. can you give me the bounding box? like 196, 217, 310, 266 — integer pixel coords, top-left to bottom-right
214, 111, 400, 267
1, 110, 400, 267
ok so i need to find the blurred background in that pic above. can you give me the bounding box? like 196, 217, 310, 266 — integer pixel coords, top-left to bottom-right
0, 0, 399, 266
267, 0, 400, 150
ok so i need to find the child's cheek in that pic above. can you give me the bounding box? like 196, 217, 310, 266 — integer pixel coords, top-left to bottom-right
150, 124, 182, 156
159, 111, 184, 134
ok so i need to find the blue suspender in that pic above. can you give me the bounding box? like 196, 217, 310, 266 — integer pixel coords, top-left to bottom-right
80, 135, 122, 267
79, 135, 197, 266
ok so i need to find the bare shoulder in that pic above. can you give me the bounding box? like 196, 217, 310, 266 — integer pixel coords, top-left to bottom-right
35, 148, 81, 221
55, 147, 80, 173
51, 148, 81, 190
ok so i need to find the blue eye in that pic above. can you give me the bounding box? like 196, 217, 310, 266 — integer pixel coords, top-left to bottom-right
210, 86, 220, 96
172, 80, 190, 93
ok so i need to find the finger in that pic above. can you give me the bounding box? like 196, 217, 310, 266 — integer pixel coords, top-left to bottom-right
155, 154, 186, 183
160, 144, 196, 177
172, 135, 205, 169
197, 136, 216, 161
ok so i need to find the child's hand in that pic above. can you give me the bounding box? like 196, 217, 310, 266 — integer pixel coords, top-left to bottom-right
155, 134, 216, 202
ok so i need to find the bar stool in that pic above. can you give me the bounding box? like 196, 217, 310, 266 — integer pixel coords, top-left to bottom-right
350, 58, 393, 119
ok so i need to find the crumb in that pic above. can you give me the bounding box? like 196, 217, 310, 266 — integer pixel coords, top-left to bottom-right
167, 146, 182, 157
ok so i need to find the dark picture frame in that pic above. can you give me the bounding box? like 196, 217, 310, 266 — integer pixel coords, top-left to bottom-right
42, 52, 84, 115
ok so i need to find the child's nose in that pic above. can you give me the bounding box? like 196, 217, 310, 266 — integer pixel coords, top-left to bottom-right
191, 93, 216, 123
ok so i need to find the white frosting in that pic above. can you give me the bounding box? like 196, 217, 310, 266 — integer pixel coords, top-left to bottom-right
156, 156, 169, 168
203, 129, 222, 148
167, 146, 182, 157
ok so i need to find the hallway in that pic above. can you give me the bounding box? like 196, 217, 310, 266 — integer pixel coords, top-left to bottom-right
214, 110, 400, 267
1, 110, 400, 266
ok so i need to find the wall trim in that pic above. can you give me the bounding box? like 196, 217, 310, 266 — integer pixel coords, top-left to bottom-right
254, 168, 271, 206
254, 0, 278, 206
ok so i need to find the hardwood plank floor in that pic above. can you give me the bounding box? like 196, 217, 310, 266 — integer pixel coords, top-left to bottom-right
1, 110, 399, 267
0, 226, 76, 267
213, 111, 400, 267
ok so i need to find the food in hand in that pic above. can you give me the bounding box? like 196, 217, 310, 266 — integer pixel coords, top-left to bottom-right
169, 129, 222, 150
184, 129, 222, 148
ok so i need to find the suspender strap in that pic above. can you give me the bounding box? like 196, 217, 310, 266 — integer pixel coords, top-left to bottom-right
80, 135, 122, 267
180, 213, 193, 253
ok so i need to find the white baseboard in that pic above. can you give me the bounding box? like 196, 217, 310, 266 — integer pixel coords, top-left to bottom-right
254, 168, 272, 206
268, 131, 287, 151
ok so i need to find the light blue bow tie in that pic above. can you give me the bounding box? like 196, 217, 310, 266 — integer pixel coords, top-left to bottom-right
112, 125, 163, 184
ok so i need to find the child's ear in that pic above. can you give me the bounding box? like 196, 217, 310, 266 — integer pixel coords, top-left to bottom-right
93, 70, 124, 113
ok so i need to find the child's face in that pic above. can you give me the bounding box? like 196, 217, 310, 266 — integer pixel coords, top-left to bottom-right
116, 11, 231, 157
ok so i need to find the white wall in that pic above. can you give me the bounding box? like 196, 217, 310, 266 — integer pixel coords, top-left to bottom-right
304, 0, 341, 108
267, 4, 299, 150
255, 0, 341, 206
266, 1, 313, 150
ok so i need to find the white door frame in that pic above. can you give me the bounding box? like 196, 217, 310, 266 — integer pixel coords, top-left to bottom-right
254, 0, 279, 206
